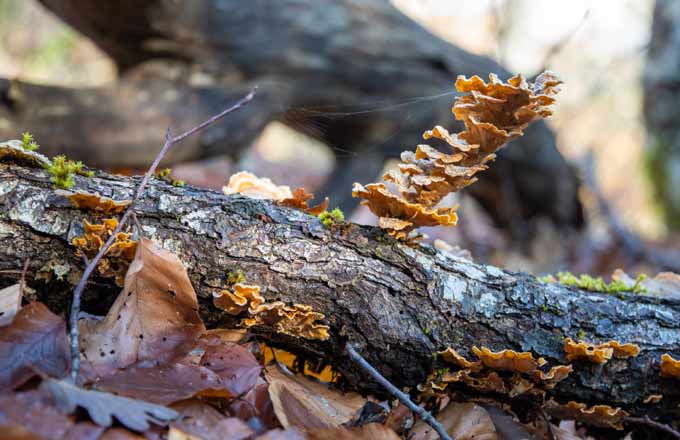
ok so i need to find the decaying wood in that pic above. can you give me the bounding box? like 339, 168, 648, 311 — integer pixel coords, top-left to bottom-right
0, 0, 583, 232
1, 161, 678, 418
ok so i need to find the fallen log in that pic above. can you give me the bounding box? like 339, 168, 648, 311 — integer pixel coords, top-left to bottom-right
0, 160, 678, 419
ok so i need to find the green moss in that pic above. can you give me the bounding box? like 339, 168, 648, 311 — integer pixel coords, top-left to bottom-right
227, 269, 246, 286
542, 271, 647, 294
541, 304, 548, 312
21, 132, 39, 151
44, 155, 92, 189
577, 329, 586, 340
318, 208, 345, 228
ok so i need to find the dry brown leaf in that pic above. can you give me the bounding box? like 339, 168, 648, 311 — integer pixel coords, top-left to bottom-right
279, 187, 330, 216
0, 389, 74, 440
307, 423, 400, 440
409, 402, 497, 440
42, 378, 178, 431
170, 400, 254, 440
254, 429, 305, 440
223, 171, 293, 200
0, 302, 71, 391
199, 340, 262, 397
99, 428, 147, 439
79, 239, 205, 378
230, 382, 278, 429
265, 366, 365, 431
92, 361, 226, 405
0, 283, 21, 327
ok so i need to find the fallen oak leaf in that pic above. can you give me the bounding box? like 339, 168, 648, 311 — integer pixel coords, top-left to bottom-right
79, 238, 205, 378
0, 302, 70, 391
265, 365, 365, 431
0, 283, 21, 327
92, 361, 225, 405
41, 378, 178, 432
229, 382, 278, 429
409, 402, 497, 440
254, 429, 305, 440
0, 389, 74, 440
170, 399, 254, 440
99, 428, 147, 439
306, 423, 400, 440
199, 341, 262, 397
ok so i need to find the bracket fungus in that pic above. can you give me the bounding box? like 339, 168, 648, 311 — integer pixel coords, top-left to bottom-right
439, 347, 482, 372
543, 400, 629, 430
56, 190, 131, 214
72, 219, 137, 286
223, 171, 330, 216
472, 346, 546, 374
353, 71, 562, 239
564, 338, 639, 364
213, 283, 329, 341
213, 283, 265, 315
660, 353, 680, 379
434, 346, 571, 397
243, 303, 330, 341
223, 171, 293, 200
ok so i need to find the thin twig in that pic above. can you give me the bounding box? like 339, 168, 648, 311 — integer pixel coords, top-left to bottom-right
624, 416, 680, 439
345, 344, 452, 440
19, 258, 29, 300
68, 89, 256, 382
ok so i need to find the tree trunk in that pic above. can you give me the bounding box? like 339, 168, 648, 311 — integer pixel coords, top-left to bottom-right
1, 160, 678, 419
644, 0, 680, 231
0, 0, 584, 232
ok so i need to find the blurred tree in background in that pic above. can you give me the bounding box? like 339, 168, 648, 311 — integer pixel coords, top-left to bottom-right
645, 0, 680, 231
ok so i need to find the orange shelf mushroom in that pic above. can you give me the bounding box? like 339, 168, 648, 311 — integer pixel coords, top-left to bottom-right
72, 219, 137, 286
353, 71, 562, 239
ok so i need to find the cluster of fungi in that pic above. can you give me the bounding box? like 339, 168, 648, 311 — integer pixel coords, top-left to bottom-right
353, 70, 562, 239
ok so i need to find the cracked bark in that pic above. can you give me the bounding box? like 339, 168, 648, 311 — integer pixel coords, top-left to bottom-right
0, 161, 678, 419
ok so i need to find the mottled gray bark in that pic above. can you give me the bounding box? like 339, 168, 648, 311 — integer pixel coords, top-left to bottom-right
0, 161, 678, 418
0, 0, 584, 232
644, 0, 680, 230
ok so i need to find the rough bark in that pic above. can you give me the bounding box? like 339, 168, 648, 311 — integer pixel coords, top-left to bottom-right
0, 161, 678, 418
644, 0, 680, 231
0, 0, 584, 232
